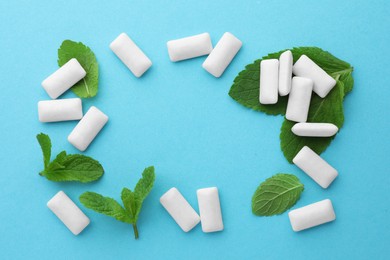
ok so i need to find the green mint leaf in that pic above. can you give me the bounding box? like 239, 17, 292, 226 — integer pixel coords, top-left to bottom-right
36, 133, 51, 169
80, 166, 156, 239
121, 188, 137, 222
134, 166, 155, 204
57, 40, 98, 98
252, 173, 304, 216
79, 192, 132, 223
228, 47, 353, 115
280, 80, 345, 163
339, 70, 354, 95
44, 154, 104, 183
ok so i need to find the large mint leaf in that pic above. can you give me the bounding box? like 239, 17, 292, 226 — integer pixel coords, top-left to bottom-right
280, 81, 345, 163
43, 154, 104, 182
58, 40, 99, 98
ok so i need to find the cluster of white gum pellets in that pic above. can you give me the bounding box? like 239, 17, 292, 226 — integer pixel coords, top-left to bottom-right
259, 50, 342, 232
39, 59, 108, 152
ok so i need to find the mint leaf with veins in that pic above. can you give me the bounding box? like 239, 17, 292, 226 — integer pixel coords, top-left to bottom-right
252, 173, 304, 216
58, 40, 99, 98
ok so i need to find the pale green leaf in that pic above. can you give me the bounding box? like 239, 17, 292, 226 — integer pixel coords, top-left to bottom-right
134, 166, 155, 202
121, 188, 137, 223
36, 133, 51, 169
80, 192, 132, 223
252, 174, 304, 216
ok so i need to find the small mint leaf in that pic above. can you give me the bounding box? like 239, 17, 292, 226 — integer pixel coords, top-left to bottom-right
252, 173, 304, 216
36, 133, 51, 169
79, 192, 132, 223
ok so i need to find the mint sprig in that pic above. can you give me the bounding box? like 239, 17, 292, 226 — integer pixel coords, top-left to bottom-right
36, 133, 104, 182
58, 40, 99, 98
79, 166, 155, 239
252, 173, 304, 216
229, 47, 354, 162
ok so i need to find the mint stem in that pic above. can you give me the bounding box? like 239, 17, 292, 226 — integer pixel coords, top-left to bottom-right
132, 223, 139, 239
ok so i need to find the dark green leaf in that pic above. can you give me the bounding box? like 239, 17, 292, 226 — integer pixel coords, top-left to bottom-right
252, 173, 304, 216
80, 192, 132, 223
58, 40, 98, 98
280, 81, 345, 163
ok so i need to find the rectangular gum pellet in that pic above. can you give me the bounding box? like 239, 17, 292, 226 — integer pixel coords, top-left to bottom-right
293, 146, 338, 188
202, 32, 242, 77
110, 33, 152, 77
291, 122, 338, 137
47, 191, 90, 235
288, 199, 336, 231
38, 98, 83, 122
41, 58, 86, 99
292, 55, 336, 98
197, 187, 224, 233
286, 77, 313, 122
160, 187, 200, 232
278, 50, 293, 96
259, 59, 279, 104
68, 106, 108, 151
167, 33, 213, 62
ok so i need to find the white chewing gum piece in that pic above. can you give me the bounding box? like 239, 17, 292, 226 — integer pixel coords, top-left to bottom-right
160, 188, 200, 232
293, 146, 338, 189
38, 98, 83, 122
286, 77, 313, 122
292, 123, 339, 137
259, 59, 279, 104
110, 33, 152, 77
167, 33, 213, 62
41, 58, 86, 99
292, 55, 336, 98
197, 187, 224, 233
278, 50, 293, 96
288, 199, 336, 232
202, 32, 242, 77
68, 106, 108, 151
47, 191, 90, 235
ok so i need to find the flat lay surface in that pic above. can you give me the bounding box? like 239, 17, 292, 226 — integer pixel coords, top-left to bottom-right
0, 0, 389, 259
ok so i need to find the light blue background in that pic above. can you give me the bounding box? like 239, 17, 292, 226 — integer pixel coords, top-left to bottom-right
0, 0, 389, 259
